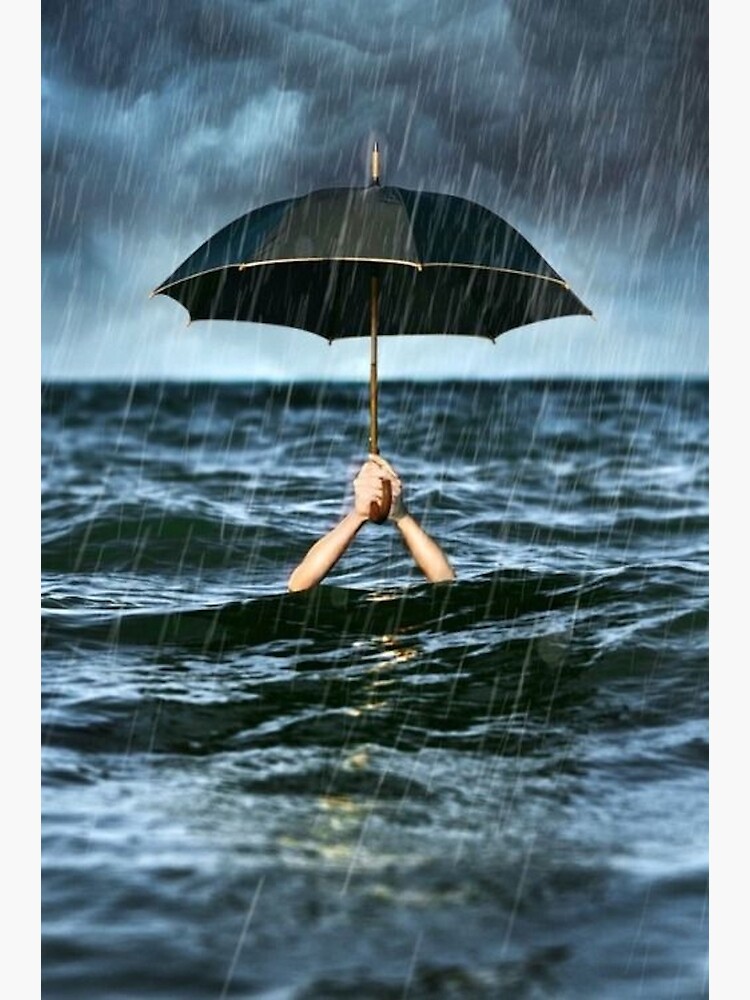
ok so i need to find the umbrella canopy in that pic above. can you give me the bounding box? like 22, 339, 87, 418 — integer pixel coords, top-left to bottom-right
152, 180, 591, 342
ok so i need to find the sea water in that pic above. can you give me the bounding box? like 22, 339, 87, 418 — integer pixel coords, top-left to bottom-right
42, 379, 708, 998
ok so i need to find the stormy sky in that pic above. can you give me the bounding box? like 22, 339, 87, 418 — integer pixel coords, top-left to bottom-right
41, 0, 709, 380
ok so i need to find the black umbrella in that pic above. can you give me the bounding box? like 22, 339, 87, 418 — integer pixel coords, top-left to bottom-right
152, 143, 591, 519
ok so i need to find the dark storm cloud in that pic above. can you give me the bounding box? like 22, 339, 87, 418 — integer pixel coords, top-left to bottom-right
41, 0, 707, 373
42, 0, 278, 94
43, 0, 707, 226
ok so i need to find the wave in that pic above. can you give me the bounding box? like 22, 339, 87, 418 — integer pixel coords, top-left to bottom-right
41, 563, 705, 655
40, 501, 304, 573
40, 568, 707, 763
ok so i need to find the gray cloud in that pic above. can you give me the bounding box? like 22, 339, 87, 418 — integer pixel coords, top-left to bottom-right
41, 0, 708, 377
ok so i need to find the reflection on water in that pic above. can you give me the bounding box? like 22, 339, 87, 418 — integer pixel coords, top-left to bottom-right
281, 632, 429, 889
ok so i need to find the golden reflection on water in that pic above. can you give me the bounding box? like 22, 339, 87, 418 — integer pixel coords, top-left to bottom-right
346, 632, 420, 714
278, 630, 424, 882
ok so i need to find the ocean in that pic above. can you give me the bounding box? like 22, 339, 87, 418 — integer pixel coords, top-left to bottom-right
41, 379, 708, 999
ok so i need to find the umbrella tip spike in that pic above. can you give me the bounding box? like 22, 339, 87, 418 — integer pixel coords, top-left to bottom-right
371, 141, 380, 186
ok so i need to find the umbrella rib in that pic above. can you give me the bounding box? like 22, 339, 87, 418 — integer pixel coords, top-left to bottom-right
420, 262, 571, 289
150, 257, 423, 296
391, 186, 425, 265
236, 256, 423, 271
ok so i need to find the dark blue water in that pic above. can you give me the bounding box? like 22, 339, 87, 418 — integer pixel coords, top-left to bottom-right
41, 380, 708, 999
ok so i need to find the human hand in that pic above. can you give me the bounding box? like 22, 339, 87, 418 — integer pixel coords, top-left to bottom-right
369, 454, 408, 522
352, 459, 390, 521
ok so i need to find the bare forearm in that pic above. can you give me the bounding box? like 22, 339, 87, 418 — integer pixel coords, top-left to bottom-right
288, 511, 367, 591
396, 514, 455, 583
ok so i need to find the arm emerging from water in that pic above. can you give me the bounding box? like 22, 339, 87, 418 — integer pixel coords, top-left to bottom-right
287, 460, 385, 592
287, 510, 366, 592
370, 455, 456, 584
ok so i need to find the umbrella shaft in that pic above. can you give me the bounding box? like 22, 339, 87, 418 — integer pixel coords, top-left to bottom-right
369, 274, 379, 454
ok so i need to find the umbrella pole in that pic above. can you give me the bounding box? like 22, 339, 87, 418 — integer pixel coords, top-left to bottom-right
368, 272, 391, 522
369, 273, 379, 455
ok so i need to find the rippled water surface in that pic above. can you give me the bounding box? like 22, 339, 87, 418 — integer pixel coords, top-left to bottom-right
42, 380, 708, 999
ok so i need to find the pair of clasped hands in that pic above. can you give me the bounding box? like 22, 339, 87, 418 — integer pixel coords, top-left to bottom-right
287, 454, 455, 591
351, 453, 405, 525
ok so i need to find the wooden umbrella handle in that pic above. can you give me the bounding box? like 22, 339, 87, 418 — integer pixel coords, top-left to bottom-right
369, 478, 392, 524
